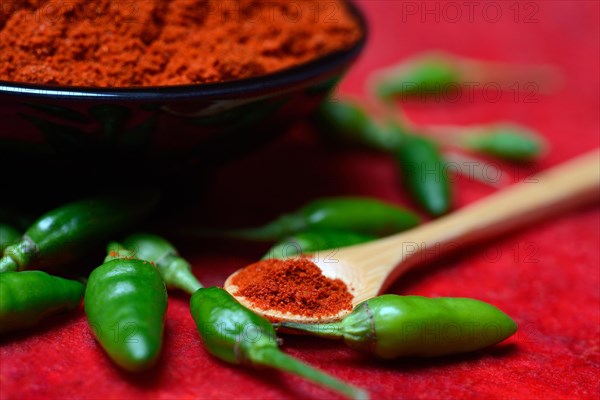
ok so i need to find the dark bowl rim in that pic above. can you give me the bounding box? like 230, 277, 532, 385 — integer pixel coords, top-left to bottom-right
0, 1, 367, 101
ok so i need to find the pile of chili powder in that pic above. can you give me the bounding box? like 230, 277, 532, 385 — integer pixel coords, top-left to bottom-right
0, 0, 362, 87
232, 258, 353, 318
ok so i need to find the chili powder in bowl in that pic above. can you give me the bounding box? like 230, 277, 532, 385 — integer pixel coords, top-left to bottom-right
0, 0, 366, 200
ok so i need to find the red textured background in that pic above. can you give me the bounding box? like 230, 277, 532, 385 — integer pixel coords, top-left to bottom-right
1, 1, 599, 399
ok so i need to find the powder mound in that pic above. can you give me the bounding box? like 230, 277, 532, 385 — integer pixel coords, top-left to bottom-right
0, 0, 362, 87
232, 258, 353, 318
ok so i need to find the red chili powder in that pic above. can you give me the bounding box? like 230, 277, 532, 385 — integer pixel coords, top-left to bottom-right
0, 0, 362, 87
232, 258, 353, 318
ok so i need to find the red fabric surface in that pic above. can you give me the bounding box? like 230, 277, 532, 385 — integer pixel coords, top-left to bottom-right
1, 1, 599, 399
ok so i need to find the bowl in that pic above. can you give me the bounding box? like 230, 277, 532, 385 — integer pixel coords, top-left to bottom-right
0, 1, 367, 208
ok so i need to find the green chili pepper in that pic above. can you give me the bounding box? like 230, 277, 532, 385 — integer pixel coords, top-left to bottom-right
315, 100, 405, 152
1, 224, 21, 254
263, 230, 376, 260
0, 191, 159, 273
84, 243, 167, 372
190, 287, 368, 400
373, 52, 561, 102
121, 233, 203, 295
459, 124, 546, 161
315, 100, 452, 216
0, 271, 84, 335
396, 135, 452, 216
223, 197, 420, 241
374, 54, 461, 101
281, 294, 517, 359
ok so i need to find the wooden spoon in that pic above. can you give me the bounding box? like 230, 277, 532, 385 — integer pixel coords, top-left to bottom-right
225, 149, 600, 324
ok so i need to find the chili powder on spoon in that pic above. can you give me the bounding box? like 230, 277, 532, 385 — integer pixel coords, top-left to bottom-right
231, 258, 353, 318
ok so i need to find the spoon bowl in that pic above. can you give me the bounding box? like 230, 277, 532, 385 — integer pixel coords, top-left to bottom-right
224, 257, 361, 323
225, 149, 600, 324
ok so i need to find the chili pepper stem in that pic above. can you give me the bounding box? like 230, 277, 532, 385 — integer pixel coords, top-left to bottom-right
162, 258, 203, 295
249, 347, 369, 400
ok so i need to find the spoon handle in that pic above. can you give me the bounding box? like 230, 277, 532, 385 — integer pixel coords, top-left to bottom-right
351, 149, 600, 297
